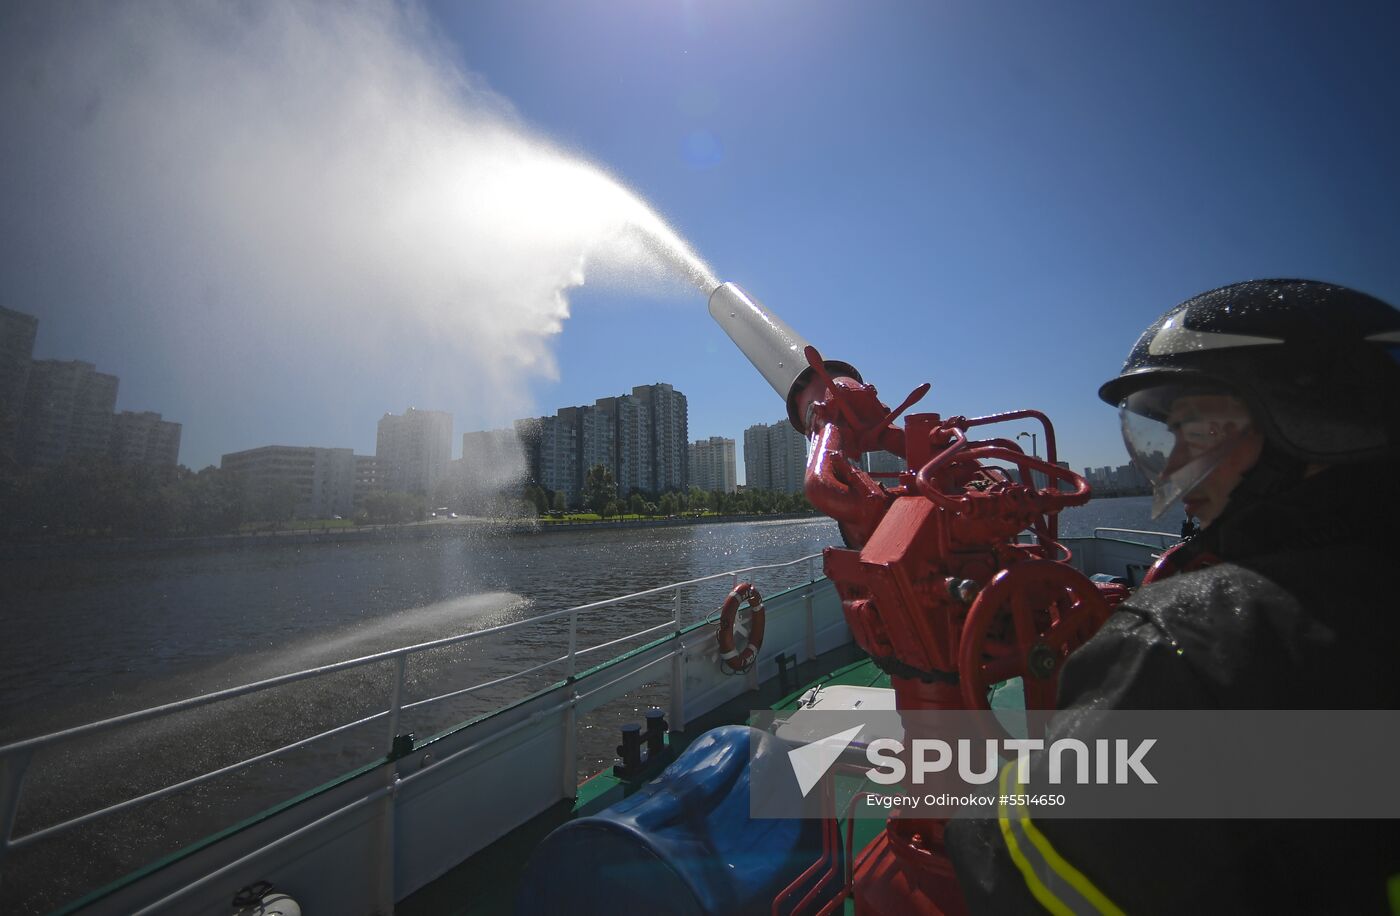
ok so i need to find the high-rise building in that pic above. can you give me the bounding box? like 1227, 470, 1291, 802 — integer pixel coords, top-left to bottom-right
744, 420, 808, 494
354, 454, 382, 505
688, 436, 737, 494
1082, 463, 1149, 493
18, 359, 118, 467
596, 395, 651, 497
461, 428, 526, 480
110, 410, 182, 468
515, 415, 578, 503
221, 445, 356, 519
513, 380, 689, 505
376, 408, 452, 497
743, 424, 769, 491
862, 450, 904, 476
545, 417, 578, 502
768, 421, 807, 495
0, 306, 38, 462
558, 405, 612, 500
459, 427, 529, 507
631, 383, 688, 493
514, 418, 543, 486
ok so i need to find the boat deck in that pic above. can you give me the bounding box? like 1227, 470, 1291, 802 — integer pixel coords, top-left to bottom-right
4, 536, 1157, 914
399, 642, 884, 915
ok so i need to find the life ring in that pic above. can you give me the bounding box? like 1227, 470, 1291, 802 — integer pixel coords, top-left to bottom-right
717, 582, 766, 673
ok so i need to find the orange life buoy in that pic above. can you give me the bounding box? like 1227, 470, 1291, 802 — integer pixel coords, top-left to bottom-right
717, 582, 765, 672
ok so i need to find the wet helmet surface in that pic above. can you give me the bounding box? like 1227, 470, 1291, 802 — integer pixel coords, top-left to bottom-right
1100, 279, 1400, 465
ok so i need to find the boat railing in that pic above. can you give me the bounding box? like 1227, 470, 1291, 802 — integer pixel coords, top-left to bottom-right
1091, 526, 1182, 549
0, 552, 825, 889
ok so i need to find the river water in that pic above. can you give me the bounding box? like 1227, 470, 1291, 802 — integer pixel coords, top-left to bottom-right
0, 498, 1165, 738
0, 496, 1163, 912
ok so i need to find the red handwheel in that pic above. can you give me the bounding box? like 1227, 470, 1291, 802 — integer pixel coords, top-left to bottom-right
957, 560, 1113, 738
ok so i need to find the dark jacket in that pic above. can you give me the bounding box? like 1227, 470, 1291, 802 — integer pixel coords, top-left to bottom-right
946, 464, 1400, 914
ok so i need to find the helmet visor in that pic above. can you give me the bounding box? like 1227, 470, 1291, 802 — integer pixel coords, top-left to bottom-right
1118, 388, 1254, 519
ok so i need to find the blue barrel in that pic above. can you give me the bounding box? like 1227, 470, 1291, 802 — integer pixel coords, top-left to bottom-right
517, 725, 835, 915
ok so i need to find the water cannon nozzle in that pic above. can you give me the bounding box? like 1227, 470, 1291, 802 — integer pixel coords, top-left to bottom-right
707, 282, 860, 433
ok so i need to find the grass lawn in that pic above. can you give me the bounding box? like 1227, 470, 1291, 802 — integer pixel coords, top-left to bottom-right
539, 512, 717, 524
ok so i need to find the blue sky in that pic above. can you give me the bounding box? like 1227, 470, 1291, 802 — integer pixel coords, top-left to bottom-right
5, 1, 1399, 479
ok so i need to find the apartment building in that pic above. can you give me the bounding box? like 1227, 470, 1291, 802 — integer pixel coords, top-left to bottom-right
18, 360, 118, 467
743, 420, 808, 494
0, 306, 38, 462
688, 436, 737, 494
376, 408, 452, 497
110, 410, 182, 468
221, 445, 356, 519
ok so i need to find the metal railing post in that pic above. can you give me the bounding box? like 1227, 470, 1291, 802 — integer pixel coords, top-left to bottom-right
562, 606, 582, 794
0, 749, 34, 869
567, 611, 578, 679
670, 587, 685, 732
561, 697, 578, 799
386, 655, 408, 751
377, 654, 409, 913
805, 583, 816, 662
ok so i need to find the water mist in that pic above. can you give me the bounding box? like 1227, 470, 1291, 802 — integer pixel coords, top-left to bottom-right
1, 0, 719, 472
0, 12, 736, 907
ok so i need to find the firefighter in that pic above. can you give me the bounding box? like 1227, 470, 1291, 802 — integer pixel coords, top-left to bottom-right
946, 279, 1400, 914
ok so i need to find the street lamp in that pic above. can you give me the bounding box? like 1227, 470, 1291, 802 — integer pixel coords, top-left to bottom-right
1016, 431, 1040, 489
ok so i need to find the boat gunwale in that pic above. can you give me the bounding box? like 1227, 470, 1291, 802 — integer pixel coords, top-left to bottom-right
11, 531, 1180, 915
2, 553, 833, 914
0, 553, 826, 759
414, 572, 830, 751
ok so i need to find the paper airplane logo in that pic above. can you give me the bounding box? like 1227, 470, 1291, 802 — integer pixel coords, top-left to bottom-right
788, 725, 863, 796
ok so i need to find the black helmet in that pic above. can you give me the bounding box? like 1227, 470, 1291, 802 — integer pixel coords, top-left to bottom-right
1100, 279, 1400, 465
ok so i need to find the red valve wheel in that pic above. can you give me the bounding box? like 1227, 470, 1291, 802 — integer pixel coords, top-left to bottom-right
957, 560, 1113, 739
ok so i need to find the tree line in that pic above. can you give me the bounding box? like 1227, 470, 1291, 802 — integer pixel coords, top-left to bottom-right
0, 460, 816, 540
0, 461, 438, 539
0, 461, 244, 538
520, 464, 815, 520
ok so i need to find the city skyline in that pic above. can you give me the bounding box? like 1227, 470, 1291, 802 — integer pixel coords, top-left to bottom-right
4, 294, 803, 485
4, 294, 1158, 494
0, 300, 1324, 500
1, 304, 182, 472
5, 4, 1398, 480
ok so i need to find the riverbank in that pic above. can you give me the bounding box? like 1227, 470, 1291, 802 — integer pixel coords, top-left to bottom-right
0, 511, 821, 560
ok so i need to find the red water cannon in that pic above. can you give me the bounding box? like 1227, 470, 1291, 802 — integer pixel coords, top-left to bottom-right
709, 282, 1125, 915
